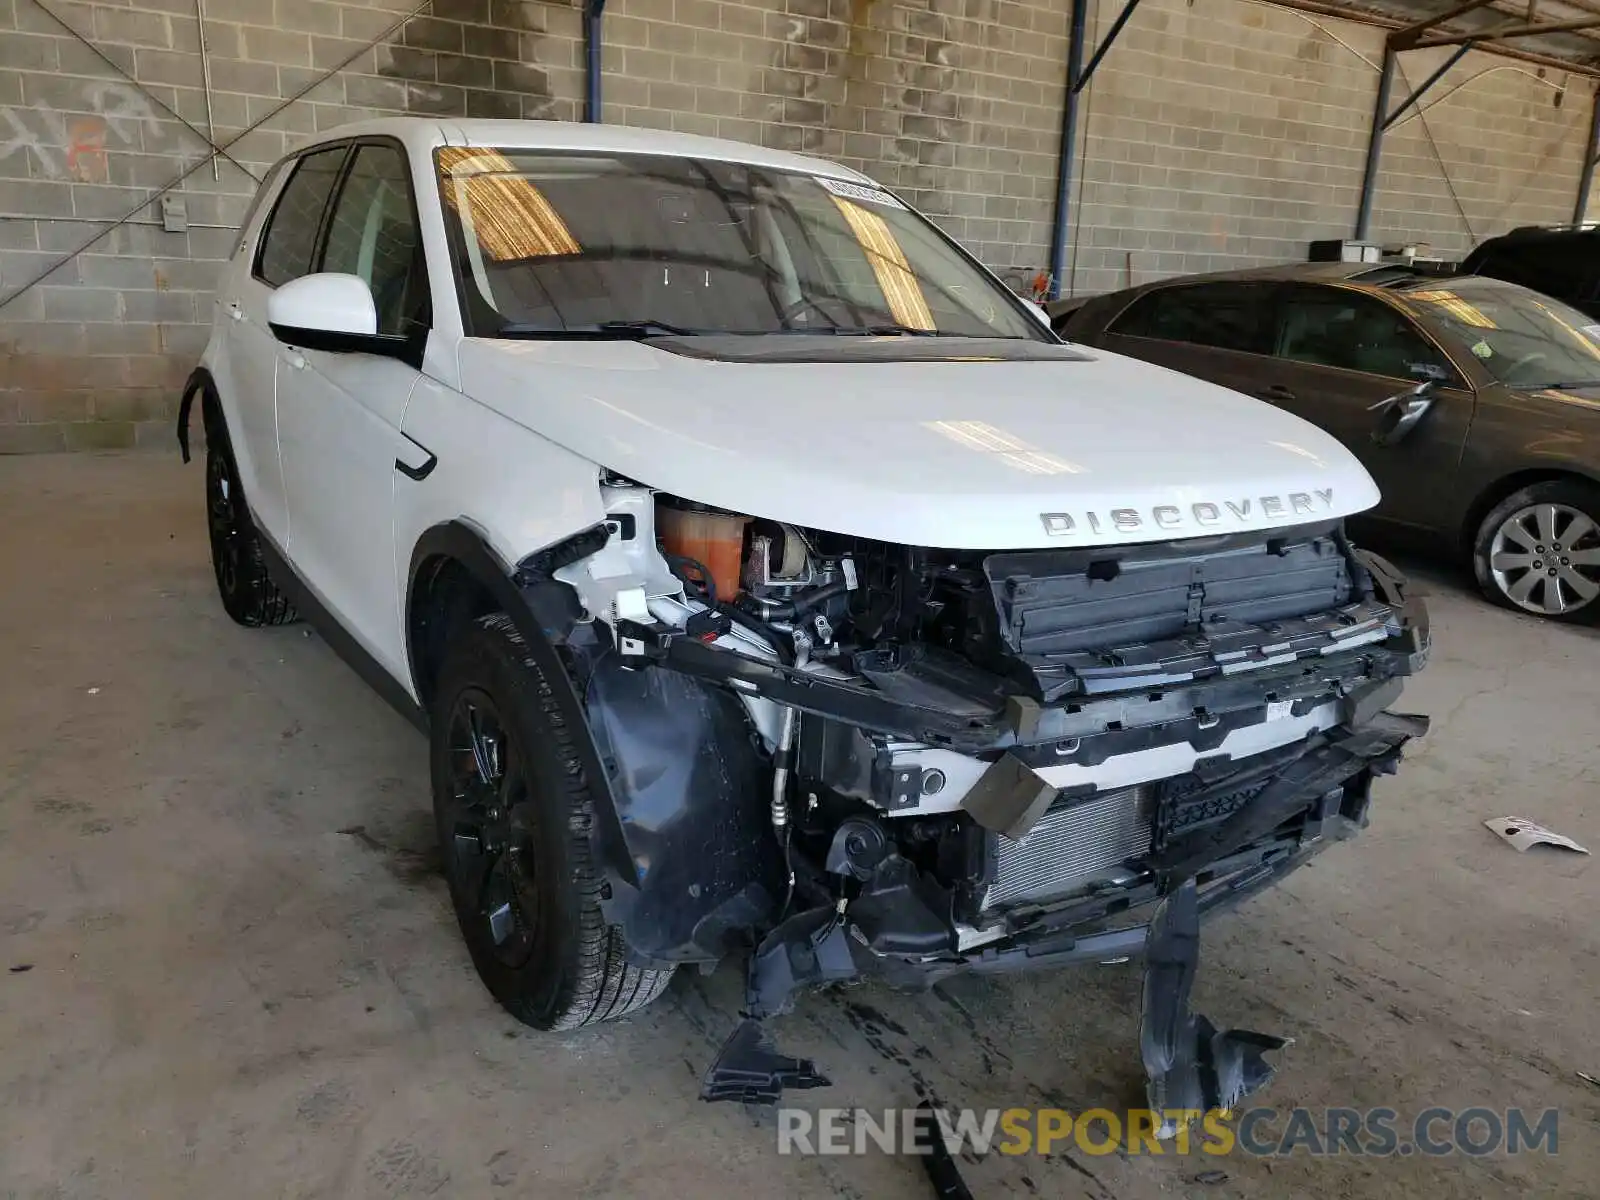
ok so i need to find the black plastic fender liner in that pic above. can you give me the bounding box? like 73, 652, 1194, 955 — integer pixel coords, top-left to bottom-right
583, 653, 784, 966
176, 367, 216, 464
404, 520, 639, 895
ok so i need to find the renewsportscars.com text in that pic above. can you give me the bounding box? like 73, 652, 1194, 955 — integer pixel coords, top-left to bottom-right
776, 1106, 1560, 1158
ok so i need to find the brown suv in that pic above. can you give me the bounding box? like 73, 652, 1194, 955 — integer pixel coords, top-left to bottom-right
1053, 263, 1600, 623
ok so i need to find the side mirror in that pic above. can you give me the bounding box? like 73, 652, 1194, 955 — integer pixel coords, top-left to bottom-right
267, 273, 416, 362
1369, 379, 1437, 447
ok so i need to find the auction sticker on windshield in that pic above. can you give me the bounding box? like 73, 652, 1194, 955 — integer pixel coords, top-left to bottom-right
816, 177, 907, 209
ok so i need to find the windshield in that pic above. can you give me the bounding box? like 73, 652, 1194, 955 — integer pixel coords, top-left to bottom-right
1399, 277, 1600, 389
434, 147, 1047, 340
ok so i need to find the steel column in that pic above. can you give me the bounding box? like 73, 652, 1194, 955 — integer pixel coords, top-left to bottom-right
1576, 86, 1600, 224
1046, 0, 1091, 300
1355, 46, 1396, 240
584, 0, 607, 123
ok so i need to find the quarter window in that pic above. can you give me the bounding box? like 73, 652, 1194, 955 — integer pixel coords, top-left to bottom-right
256, 146, 349, 288
320, 144, 426, 336
1108, 284, 1273, 354
231, 158, 288, 261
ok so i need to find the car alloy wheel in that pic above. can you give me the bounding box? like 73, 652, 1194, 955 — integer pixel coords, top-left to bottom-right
1488, 502, 1600, 617
441, 687, 541, 970
205, 445, 243, 597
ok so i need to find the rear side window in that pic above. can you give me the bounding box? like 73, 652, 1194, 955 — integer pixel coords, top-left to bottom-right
256, 146, 349, 287
1109, 283, 1273, 354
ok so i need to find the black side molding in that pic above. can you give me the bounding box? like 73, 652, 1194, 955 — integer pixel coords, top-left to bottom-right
255, 533, 427, 733
395, 432, 437, 481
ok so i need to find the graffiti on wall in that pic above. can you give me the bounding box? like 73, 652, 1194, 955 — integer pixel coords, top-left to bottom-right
0, 82, 164, 183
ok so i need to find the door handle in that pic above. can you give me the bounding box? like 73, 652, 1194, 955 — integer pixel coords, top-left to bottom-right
1258, 384, 1296, 403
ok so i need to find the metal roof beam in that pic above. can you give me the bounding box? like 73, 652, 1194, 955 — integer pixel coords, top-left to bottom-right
1074, 0, 1144, 93
1381, 40, 1476, 126
1274, 0, 1600, 76
1414, 13, 1600, 46
1390, 0, 1498, 49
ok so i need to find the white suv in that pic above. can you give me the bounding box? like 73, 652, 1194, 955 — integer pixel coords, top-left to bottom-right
180, 118, 1428, 1114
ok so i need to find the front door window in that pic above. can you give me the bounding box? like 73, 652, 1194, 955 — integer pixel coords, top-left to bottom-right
1276, 289, 1454, 384
319, 144, 427, 337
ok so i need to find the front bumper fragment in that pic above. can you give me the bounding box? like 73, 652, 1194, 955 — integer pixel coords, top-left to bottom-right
1141, 879, 1289, 1135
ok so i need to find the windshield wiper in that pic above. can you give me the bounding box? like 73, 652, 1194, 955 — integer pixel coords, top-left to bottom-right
495, 319, 701, 339
824, 323, 952, 337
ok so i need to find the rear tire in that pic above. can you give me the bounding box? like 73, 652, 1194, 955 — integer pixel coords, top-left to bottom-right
205, 421, 297, 628
1472, 479, 1600, 623
430, 612, 673, 1029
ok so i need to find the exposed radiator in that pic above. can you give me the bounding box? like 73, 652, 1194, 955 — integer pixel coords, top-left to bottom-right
980, 785, 1153, 912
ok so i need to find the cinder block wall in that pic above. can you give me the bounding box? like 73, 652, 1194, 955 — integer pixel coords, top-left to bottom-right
1067, 0, 1587, 294
0, 0, 1593, 451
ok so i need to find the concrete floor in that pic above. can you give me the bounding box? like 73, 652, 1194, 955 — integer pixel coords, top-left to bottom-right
1, 452, 1597, 1200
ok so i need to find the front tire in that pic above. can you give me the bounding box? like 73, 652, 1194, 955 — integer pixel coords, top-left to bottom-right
204, 423, 297, 628
1472, 480, 1600, 622
430, 613, 673, 1029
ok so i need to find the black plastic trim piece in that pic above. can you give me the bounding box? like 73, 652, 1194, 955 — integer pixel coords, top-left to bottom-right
642, 334, 1091, 364
513, 522, 610, 578
270, 322, 427, 369
176, 366, 213, 463
394, 432, 437, 481
640, 619, 1424, 756
912, 1102, 977, 1200
700, 1019, 832, 1105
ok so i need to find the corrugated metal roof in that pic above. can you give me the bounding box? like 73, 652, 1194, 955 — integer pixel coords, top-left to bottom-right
1282, 0, 1600, 72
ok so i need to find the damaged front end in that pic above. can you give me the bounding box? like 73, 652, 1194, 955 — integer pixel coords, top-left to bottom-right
521, 481, 1430, 1116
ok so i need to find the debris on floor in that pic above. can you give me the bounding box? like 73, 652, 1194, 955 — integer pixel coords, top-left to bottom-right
1578, 1070, 1600, 1089
699, 1018, 830, 1104
1485, 816, 1590, 855
911, 1102, 974, 1200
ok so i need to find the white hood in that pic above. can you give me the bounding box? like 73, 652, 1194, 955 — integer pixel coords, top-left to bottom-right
456, 337, 1380, 550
